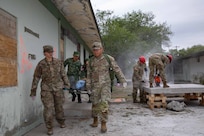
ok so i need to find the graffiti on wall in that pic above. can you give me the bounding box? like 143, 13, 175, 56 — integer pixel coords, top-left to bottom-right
19, 35, 32, 73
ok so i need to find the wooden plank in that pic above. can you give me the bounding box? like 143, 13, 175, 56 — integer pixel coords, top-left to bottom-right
184, 93, 200, 100
147, 101, 166, 109
0, 9, 17, 87
0, 8, 17, 39
0, 35, 17, 58
146, 94, 167, 109
200, 94, 204, 105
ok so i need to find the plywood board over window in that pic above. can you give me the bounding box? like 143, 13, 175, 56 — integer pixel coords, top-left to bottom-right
0, 8, 17, 87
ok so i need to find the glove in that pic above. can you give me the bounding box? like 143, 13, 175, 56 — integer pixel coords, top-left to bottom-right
122, 82, 127, 88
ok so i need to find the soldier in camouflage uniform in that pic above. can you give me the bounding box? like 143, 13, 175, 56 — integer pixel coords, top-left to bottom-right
30, 45, 70, 135
132, 56, 147, 103
86, 42, 127, 133
149, 53, 172, 88
64, 51, 82, 103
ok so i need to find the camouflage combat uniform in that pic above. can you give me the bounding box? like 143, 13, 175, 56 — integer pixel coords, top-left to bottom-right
64, 57, 82, 102
86, 54, 126, 122
64, 57, 81, 88
30, 58, 70, 130
132, 60, 146, 102
149, 53, 170, 85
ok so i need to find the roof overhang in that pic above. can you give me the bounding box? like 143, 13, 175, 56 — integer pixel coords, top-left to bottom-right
39, 0, 101, 52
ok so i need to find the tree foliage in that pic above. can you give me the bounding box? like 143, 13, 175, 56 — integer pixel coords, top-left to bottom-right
95, 10, 173, 77
95, 10, 172, 58
169, 44, 204, 58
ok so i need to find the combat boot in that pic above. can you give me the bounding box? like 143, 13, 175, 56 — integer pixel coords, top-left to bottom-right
90, 117, 98, 127
47, 128, 53, 135
101, 121, 107, 133
77, 94, 82, 103
163, 81, 170, 88
72, 92, 76, 102
150, 83, 153, 88
132, 93, 137, 103
60, 122, 66, 128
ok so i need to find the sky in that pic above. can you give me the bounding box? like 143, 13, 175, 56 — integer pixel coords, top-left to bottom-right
90, 0, 204, 50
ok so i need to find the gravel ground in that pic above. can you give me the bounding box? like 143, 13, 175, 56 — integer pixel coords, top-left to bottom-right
24, 85, 204, 136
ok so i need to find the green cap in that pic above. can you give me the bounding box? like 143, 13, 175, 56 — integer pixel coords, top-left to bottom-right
73, 51, 79, 56
43, 45, 53, 53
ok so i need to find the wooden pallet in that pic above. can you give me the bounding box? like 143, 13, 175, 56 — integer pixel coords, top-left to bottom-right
146, 94, 167, 109
184, 93, 200, 100
166, 94, 185, 101
200, 93, 204, 105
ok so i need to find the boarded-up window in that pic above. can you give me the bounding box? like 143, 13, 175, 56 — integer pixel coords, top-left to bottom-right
0, 8, 17, 87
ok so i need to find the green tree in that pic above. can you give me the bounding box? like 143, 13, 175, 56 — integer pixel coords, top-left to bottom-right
95, 10, 173, 77
169, 45, 204, 58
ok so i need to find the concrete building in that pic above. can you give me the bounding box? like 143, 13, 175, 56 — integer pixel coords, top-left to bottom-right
0, 0, 100, 135
173, 51, 204, 84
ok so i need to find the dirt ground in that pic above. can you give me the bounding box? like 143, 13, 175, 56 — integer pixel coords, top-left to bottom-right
24, 85, 204, 136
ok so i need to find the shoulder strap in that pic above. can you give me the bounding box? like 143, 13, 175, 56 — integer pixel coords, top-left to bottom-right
103, 54, 111, 67
103, 54, 115, 81
89, 56, 94, 71
89, 54, 112, 70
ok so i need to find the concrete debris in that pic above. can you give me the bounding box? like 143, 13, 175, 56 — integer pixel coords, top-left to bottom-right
167, 100, 186, 112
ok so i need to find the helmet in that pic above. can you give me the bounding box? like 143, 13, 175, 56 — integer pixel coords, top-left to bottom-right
166, 54, 173, 63
139, 56, 146, 63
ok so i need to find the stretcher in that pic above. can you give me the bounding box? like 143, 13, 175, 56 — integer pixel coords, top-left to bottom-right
64, 80, 91, 103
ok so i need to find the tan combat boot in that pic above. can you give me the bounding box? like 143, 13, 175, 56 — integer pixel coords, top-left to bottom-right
150, 83, 153, 88
163, 81, 170, 88
60, 122, 66, 128
47, 128, 53, 135
90, 117, 98, 127
101, 121, 107, 133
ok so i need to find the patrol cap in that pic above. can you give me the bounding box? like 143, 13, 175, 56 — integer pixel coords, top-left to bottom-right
73, 51, 80, 56
43, 45, 54, 53
92, 42, 103, 50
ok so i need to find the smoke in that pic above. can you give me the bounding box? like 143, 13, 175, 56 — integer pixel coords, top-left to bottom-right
115, 44, 173, 83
